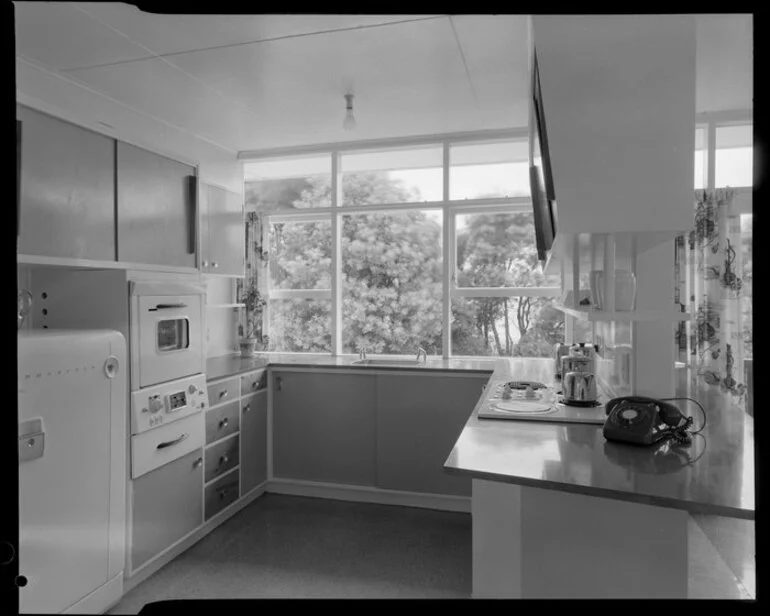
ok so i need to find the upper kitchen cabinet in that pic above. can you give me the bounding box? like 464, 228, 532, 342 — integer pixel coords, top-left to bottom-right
116, 141, 197, 268
17, 105, 115, 261
531, 15, 696, 235
200, 182, 245, 277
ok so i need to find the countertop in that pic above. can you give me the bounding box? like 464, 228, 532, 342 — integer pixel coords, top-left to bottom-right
206, 352, 497, 381
443, 358, 755, 520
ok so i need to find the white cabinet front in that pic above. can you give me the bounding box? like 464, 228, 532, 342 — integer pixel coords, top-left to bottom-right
137, 294, 204, 388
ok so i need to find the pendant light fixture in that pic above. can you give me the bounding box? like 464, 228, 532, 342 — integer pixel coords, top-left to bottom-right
343, 93, 356, 131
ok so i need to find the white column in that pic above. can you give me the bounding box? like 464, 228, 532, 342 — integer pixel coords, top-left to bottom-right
633, 240, 676, 397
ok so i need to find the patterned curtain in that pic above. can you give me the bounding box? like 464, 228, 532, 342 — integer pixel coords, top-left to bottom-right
675, 188, 747, 408
237, 211, 268, 346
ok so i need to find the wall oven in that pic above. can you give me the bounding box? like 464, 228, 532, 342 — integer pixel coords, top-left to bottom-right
129, 281, 206, 391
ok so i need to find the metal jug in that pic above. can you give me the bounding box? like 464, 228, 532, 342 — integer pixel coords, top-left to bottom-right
563, 371, 598, 403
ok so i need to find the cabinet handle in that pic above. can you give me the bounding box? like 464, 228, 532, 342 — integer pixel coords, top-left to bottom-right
219, 389, 229, 399
275, 376, 282, 391
243, 404, 251, 414
218, 454, 229, 466
156, 433, 189, 450
202, 260, 209, 268
212, 262, 219, 268
187, 175, 197, 255
252, 380, 257, 390
192, 457, 203, 469
219, 417, 229, 429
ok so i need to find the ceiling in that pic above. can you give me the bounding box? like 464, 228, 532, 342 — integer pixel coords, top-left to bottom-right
13, 4, 752, 154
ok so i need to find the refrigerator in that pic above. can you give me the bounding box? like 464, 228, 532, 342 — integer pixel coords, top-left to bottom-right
18, 330, 126, 614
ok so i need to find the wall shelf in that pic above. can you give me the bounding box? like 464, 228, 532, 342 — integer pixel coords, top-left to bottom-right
554, 303, 691, 322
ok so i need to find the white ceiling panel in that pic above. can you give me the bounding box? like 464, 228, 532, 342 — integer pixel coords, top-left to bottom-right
64, 56, 248, 150
14, 1, 150, 70
72, 3, 442, 60
165, 17, 466, 104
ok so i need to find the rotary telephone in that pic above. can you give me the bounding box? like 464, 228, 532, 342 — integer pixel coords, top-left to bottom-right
603, 396, 700, 446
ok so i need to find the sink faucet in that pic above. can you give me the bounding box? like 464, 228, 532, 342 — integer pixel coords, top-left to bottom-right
358, 346, 370, 360
416, 347, 427, 364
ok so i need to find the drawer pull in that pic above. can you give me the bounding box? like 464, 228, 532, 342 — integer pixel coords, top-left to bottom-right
219, 390, 229, 399
243, 404, 251, 414
252, 380, 257, 390
193, 457, 203, 469
218, 454, 229, 467
156, 433, 189, 450
218, 484, 235, 499
219, 417, 229, 429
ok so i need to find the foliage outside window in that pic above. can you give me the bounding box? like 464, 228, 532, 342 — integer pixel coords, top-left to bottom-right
244, 138, 565, 358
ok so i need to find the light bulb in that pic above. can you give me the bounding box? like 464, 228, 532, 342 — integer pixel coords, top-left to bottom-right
343, 94, 356, 130
343, 110, 356, 130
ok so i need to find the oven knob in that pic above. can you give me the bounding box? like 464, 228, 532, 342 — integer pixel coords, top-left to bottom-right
148, 395, 163, 414
189, 385, 197, 394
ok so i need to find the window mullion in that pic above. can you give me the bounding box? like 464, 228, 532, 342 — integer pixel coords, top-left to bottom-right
442, 141, 451, 359
331, 151, 342, 356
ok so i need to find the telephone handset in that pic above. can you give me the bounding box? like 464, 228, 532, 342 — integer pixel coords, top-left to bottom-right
603, 396, 693, 446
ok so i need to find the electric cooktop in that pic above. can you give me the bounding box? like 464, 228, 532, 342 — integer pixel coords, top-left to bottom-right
477, 380, 607, 425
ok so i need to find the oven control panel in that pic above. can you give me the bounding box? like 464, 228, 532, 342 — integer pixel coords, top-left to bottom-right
131, 373, 209, 435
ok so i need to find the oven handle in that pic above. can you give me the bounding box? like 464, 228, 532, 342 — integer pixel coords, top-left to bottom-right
150, 303, 189, 311
156, 433, 189, 450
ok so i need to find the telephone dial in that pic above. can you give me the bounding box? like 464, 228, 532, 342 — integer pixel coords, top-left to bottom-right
603, 396, 703, 446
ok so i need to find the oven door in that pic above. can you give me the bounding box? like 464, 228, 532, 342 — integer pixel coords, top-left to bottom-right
136, 294, 204, 388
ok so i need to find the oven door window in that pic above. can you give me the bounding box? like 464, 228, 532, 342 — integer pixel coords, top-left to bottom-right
157, 318, 190, 352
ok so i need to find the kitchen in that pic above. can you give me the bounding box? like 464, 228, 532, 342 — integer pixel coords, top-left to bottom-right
12, 6, 754, 610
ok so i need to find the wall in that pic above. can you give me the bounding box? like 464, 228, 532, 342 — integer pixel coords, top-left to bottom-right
16, 57, 243, 358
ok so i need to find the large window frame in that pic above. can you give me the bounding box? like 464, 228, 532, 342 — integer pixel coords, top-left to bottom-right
243, 128, 564, 358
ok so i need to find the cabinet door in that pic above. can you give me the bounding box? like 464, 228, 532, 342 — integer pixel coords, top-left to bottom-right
273, 371, 377, 486
206, 184, 244, 276
376, 374, 489, 496
240, 391, 267, 495
17, 106, 115, 260
130, 448, 203, 571
117, 141, 197, 268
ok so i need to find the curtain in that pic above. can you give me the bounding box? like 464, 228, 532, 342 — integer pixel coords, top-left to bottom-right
675, 188, 747, 409
237, 211, 268, 346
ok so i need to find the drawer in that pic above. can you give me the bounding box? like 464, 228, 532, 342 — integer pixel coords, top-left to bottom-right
207, 377, 239, 408
204, 468, 240, 521
240, 369, 266, 396
131, 412, 204, 479
204, 433, 239, 483
205, 400, 240, 445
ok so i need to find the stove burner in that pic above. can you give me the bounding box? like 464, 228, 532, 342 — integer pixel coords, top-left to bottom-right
505, 381, 547, 390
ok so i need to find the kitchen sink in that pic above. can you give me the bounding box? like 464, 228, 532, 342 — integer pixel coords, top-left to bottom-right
351, 358, 424, 366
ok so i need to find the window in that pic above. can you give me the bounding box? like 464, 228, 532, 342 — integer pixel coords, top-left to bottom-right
341, 145, 443, 205
694, 127, 706, 190
268, 220, 331, 290
450, 140, 529, 200
268, 299, 332, 352
342, 210, 443, 354
715, 124, 752, 187
245, 132, 567, 358
245, 154, 331, 212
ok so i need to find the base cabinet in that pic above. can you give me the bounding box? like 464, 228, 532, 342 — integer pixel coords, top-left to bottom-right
241, 391, 268, 495
130, 448, 203, 571
376, 374, 488, 496
273, 371, 377, 486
